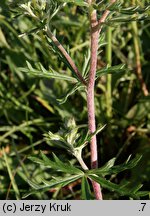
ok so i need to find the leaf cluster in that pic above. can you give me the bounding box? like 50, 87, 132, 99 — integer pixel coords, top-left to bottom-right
25, 151, 149, 199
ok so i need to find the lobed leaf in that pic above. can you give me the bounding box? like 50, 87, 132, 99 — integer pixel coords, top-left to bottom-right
23, 174, 82, 198
28, 151, 83, 175
57, 82, 85, 104
81, 176, 93, 200
107, 14, 149, 23
88, 155, 142, 176
96, 64, 126, 80
108, 3, 150, 15
89, 175, 141, 199
19, 61, 77, 82
59, 0, 88, 7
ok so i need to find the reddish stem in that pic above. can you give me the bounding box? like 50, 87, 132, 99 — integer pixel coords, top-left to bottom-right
87, 0, 116, 200
47, 26, 87, 86
87, 8, 103, 200
88, 10, 99, 169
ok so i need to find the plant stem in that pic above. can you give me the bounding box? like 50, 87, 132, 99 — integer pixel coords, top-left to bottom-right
98, 0, 116, 32
88, 9, 99, 170
3, 149, 20, 200
87, 0, 116, 200
131, 0, 148, 96
106, 25, 112, 118
131, 21, 149, 96
46, 26, 87, 86
87, 2, 102, 200
76, 155, 89, 170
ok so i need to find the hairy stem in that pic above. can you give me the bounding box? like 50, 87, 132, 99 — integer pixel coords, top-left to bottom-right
88, 10, 99, 169
87, 0, 116, 200
87, 4, 102, 200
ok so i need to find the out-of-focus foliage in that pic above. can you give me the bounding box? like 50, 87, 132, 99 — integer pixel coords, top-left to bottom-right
0, 0, 150, 199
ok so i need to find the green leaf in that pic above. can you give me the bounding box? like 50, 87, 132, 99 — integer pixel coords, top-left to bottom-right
45, 120, 79, 152
130, 184, 143, 193
0, 119, 43, 143
19, 61, 77, 82
74, 124, 106, 150
88, 155, 142, 176
47, 131, 65, 143
60, 0, 88, 7
51, 153, 84, 174
44, 132, 72, 151
28, 151, 83, 175
126, 101, 150, 122
23, 174, 82, 198
135, 191, 150, 197
95, 157, 116, 173
81, 176, 93, 200
107, 14, 149, 23
3, 150, 20, 200
27, 180, 42, 190
89, 175, 138, 199
96, 64, 126, 79
0, 28, 10, 48
87, 124, 107, 143
44, 118, 88, 156
108, 3, 150, 15
27, 156, 45, 166
57, 82, 85, 104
